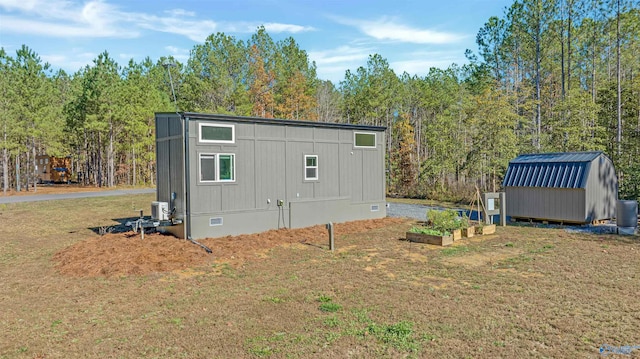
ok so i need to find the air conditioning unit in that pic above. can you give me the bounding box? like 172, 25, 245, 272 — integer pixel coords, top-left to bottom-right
151, 201, 169, 221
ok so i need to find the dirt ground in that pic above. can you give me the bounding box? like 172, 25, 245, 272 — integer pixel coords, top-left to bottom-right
54, 217, 406, 278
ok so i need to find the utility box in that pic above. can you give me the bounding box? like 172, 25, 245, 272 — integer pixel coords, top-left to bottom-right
151, 201, 169, 221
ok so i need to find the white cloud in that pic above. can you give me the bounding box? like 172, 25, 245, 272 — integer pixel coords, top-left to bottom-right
308, 45, 372, 82
0, 0, 80, 20
263, 22, 315, 34
0, 0, 315, 42
0, 16, 138, 38
331, 15, 465, 44
0, 0, 138, 38
134, 14, 218, 42
164, 8, 196, 17
119, 53, 137, 60
41, 51, 97, 72
391, 50, 464, 76
308, 46, 370, 66
164, 45, 189, 62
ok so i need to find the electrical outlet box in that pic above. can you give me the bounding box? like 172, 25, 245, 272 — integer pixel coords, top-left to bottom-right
277, 199, 284, 207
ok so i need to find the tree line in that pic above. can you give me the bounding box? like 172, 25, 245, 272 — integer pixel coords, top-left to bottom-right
1, 0, 639, 201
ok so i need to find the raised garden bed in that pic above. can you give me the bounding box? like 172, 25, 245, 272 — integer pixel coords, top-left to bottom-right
462, 226, 475, 238
475, 224, 496, 235
406, 231, 453, 246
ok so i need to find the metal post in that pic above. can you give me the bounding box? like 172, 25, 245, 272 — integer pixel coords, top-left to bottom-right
499, 192, 507, 226
326, 222, 334, 251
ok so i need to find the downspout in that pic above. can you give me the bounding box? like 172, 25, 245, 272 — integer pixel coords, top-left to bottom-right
182, 113, 190, 240
182, 114, 212, 254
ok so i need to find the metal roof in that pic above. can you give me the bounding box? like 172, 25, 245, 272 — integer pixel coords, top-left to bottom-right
508, 151, 602, 164
156, 112, 387, 132
502, 151, 604, 189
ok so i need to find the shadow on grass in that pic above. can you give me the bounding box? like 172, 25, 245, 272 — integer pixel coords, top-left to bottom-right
88, 216, 156, 235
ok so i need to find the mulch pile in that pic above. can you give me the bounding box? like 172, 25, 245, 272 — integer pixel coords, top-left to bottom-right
53, 217, 405, 278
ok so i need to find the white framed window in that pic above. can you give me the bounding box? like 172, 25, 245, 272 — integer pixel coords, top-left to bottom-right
200, 153, 235, 182
304, 155, 318, 181
354, 132, 376, 148
199, 123, 235, 143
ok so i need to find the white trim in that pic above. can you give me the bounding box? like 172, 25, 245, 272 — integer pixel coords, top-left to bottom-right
304, 154, 318, 181
199, 123, 235, 143
353, 131, 376, 148
199, 152, 236, 183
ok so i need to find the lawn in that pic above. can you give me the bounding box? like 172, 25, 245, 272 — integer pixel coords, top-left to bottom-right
1, 193, 639, 358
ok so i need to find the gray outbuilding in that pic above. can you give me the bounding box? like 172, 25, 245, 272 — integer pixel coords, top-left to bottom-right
154, 112, 387, 239
502, 151, 618, 224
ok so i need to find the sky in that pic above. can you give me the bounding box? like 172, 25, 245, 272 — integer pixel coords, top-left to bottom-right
0, 0, 513, 83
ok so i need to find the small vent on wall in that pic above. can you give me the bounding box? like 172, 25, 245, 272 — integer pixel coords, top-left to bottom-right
371, 205, 380, 212
209, 217, 223, 226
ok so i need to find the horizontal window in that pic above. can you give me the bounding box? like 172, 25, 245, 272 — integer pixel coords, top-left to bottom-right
354, 132, 376, 148
199, 123, 235, 143
305, 155, 318, 181
200, 153, 235, 182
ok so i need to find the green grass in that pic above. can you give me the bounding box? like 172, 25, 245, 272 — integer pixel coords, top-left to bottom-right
366, 321, 420, 352
441, 245, 470, 256
319, 302, 342, 313
264, 296, 285, 303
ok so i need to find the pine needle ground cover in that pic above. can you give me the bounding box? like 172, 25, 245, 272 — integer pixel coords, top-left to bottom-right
1, 193, 639, 358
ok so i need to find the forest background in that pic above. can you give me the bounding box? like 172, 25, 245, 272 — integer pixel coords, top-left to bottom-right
1, 0, 639, 202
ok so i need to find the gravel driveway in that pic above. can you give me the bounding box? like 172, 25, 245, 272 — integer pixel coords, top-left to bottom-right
386, 202, 450, 221
0, 188, 156, 204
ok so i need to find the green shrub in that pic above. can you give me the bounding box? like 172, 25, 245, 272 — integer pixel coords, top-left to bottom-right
426, 209, 468, 232
408, 226, 449, 236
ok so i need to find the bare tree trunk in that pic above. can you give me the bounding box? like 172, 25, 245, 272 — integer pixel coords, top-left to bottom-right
31, 139, 37, 192
616, 0, 622, 156
2, 130, 7, 195
97, 132, 103, 188
132, 145, 136, 186
592, 27, 597, 102
535, 16, 542, 150
567, 0, 572, 93
561, 0, 566, 99
25, 149, 30, 192
15, 154, 20, 192
149, 141, 155, 187
108, 121, 114, 187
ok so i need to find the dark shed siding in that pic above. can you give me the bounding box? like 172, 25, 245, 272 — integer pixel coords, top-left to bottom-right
503, 151, 617, 223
